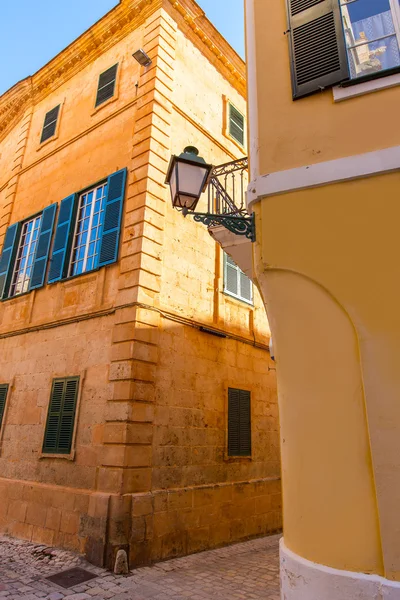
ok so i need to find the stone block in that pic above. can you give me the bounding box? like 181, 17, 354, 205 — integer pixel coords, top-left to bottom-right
187, 527, 210, 554
7, 500, 27, 522
45, 507, 62, 531
60, 511, 80, 535
132, 494, 153, 517
32, 525, 55, 546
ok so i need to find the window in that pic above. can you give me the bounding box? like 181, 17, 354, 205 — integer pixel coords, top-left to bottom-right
287, 0, 400, 98
228, 388, 251, 457
0, 384, 9, 430
228, 103, 245, 146
43, 377, 79, 454
340, 0, 400, 78
224, 253, 253, 304
95, 64, 118, 107
10, 215, 41, 296
48, 168, 127, 283
0, 204, 57, 300
40, 105, 60, 143
69, 183, 107, 276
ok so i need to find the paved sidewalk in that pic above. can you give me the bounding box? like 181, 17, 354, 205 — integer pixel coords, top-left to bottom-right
0, 534, 280, 600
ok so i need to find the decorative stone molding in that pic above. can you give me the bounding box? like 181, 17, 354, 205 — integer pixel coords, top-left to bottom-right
0, 0, 245, 144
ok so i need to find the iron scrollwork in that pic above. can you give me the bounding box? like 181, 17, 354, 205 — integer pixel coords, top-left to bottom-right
188, 212, 255, 242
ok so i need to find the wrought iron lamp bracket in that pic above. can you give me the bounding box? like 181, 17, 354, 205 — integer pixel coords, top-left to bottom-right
182, 209, 256, 242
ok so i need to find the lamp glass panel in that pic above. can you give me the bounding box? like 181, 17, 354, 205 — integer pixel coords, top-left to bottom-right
170, 167, 177, 204
177, 162, 208, 197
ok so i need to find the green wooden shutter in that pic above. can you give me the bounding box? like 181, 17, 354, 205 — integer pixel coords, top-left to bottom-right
30, 203, 57, 290
0, 384, 9, 429
43, 377, 79, 454
228, 388, 251, 457
287, 0, 349, 99
98, 168, 127, 267
95, 64, 118, 107
0, 223, 21, 299
40, 105, 60, 143
48, 194, 77, 283
229, 104, 245, 146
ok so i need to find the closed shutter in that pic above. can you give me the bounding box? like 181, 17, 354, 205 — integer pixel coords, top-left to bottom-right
98, 168, 127, 267
30, 203, 57, 289
225, 254, 239, 295
0, 384, 9, 429
40, 105, 60, 143
240, 270, 253, 303
287, 0, 349, 99
0, 223, 21, 299
228, 388, 251, 456
229, 104, 245, 146
48, 194, 77, 283
43, 377, 79, 454
95, 64, 118, 107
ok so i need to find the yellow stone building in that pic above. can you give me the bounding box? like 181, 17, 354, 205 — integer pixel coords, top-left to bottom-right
245, 0, 400, 597
0, 0, 280, 569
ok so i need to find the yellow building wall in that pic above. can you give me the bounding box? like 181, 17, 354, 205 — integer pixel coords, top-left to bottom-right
0, 0, 280, 566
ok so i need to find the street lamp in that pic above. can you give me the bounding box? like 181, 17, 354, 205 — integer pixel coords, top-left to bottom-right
165, 147, 255, 241
165, 146, 213, 212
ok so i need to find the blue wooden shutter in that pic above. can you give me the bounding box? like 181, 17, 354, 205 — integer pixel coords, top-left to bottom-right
30, 203, 57, 290
288, 0, 349, 99
48, 194, 76, 283
0, 223, 21, 299
0, 384, 9, 429
98, 168, 127, 267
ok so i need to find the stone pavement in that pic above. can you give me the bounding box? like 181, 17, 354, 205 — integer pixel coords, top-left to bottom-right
0, 534, 280, 599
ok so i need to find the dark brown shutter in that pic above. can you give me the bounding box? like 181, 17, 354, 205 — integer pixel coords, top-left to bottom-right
43, 377, 79, 454
287, 0, 349, 99
0, 384, 9, 429
40, 105, 60, 143
228, 388, 251, 456
95, 64, 118, 107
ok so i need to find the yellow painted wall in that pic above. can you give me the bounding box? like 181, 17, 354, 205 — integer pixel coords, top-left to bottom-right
246, 0, 400, 581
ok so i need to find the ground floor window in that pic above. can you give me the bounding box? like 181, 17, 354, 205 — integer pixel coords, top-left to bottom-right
228, 388, 251, 457
42, 377, 79, 454
340, 0, 400, 78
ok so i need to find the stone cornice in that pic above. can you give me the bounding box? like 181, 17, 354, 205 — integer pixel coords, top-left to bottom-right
0, 0, 246, 143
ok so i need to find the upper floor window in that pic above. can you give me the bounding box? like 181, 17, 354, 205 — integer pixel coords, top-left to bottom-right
69, 183, 107, 276
40, 105, 60, 143
42, 377, 79, 455
340, 0, 400, 78
0, 204, 57, 300
95, 64, 118, 107
48, 168, 127, 284
10, 215, 42, 296
228, 388, 251, 457
0, 384, 9, 431
228, 102, 245, 146
224, 253, 253, 305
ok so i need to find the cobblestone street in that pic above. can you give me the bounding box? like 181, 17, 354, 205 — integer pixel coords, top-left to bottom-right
0, 534, 280, 600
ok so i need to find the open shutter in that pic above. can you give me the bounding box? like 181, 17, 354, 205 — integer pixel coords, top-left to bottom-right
240, 271, 253, 304
30, 203, 57, 290
239, 390, 251, 456
43, 377, 79, 454
229, 104, 245, 146
0, 384, 9, 429
0, 223, 21, 299
48, 194, 77, 283
287, 0, 349, 99
98, 168, 127, 267
228, 388, 240, 456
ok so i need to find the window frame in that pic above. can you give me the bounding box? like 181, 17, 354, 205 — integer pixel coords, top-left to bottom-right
226, 387, 252, 458
94, 63, 119, 109
67, 181, 108, 278
9, 213, 42, 298
40, 104, 61, 145
223, 253, 253, 305
41, 376, 81, 458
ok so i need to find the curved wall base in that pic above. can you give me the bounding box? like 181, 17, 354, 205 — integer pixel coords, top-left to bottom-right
281, 539, 400, 600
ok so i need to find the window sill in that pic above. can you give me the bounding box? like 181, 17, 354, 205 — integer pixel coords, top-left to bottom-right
223, 290, 254, 307
39, 449, 76, 461
36, 133, 59, 152
91, 93, 119, 116
333, 70, 400, 102
224, 455, 252, 462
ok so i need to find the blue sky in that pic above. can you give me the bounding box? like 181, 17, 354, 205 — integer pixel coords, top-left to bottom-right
0, 0, 244, 97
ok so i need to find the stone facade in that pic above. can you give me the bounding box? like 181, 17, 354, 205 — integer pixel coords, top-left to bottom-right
0, 0, 281, 568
